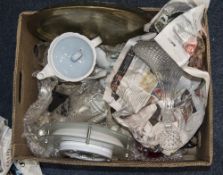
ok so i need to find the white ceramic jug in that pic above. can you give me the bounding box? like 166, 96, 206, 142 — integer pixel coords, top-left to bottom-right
37, 32, 102, 82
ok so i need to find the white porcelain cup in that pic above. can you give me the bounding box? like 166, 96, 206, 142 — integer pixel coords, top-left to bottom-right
37, 32, 102, 82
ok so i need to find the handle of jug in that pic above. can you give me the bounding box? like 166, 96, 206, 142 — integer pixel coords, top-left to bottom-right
90, 36, 102, 48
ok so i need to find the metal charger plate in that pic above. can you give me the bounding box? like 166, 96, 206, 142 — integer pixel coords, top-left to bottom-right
28, 3, 148, 45
39, 122, 132, 161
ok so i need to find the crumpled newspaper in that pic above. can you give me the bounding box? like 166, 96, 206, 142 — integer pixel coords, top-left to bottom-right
113, 74, 207, 155
11, 160, 43, 175
103, 6, 210, 155
154, 5, 209, 67
0, 116, 43, 175
0, 116, 12, 175
144, 0, 210, 33
103, 33, 157, 116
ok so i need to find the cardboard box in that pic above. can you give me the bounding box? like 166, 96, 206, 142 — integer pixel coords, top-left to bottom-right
12, 8, 213, 168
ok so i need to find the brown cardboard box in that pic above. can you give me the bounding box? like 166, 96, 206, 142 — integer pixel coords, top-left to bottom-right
12, 8, 213, 168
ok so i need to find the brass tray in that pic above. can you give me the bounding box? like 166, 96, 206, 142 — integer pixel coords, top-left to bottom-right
28, 3, 148, 45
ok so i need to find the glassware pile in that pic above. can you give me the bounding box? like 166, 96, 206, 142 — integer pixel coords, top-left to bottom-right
24, 0, 210, 161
